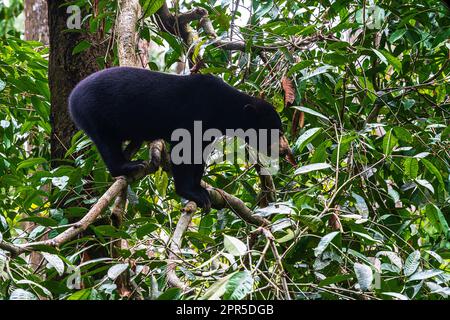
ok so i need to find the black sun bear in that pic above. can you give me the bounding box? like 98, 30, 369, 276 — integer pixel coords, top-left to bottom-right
69, 67, 294, 210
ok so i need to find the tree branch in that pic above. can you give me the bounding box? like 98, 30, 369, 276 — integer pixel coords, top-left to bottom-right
203, 181, 269, 226
166, 201, 197, 290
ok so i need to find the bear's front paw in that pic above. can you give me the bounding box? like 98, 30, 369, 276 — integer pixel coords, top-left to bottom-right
121, 160, 147, 177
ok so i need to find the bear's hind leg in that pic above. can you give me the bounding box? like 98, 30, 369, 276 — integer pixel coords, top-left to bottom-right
123, 139, 143, 160
94, 138, 145, 177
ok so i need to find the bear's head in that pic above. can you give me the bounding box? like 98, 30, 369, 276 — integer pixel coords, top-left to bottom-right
244, 98, 283, 131
244, 99, 296, 166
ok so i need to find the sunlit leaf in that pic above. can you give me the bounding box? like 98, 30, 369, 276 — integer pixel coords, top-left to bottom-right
294, 163, 332, 175
107, 263, 129, 280
404, 251, 420, 277
354, 263, 373, 291
224, 235, 247, 256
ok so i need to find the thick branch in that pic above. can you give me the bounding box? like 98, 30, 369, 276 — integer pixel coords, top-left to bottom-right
178, 7, 208, 25
166, 202, 197, 290
0, 241, 24, 256
202, 182, 269, 226
199, 16, 247, 51
155, 3, 208, 67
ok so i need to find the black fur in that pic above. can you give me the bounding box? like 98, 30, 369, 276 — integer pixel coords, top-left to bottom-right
68, 67, 282, 209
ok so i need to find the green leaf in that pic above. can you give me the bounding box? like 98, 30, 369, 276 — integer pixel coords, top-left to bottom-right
0, 79, 6, 92
376, 251, 402, 270
67, 289, 92, 300
42, 252, 65, 276
389, 29, 407, 43
382, 129, 398, 156
136, 223, 158, 239
17, 157, 47, 170
72, 40, 91, 55
425, 204, 449, 235
9, 289, 38, 300
372, 49, 402, 72
318, 274, 353, 287
224, 235, 247, 256
287, 60, 313, 77
408, 269, 443, 282
93, 225, 130, 239
223, 271, 254, 300
402, 98, 415, 110
200, 272, 236, 300
141, 0, 165, 17
157, 288, 182, 300
442, 125, 450, 140
421, 159, 445, 190
253, 1, 274, 21
160, 32, 182, 54
380, 50, 402, 73
293, 127, 322, 153
353, 231, 381, 243
300, 65, 333, 81
294, 163, 332, 175
292, 106, 329, 121
393, 127, 412, 143
297, 215, 323, 232
155, 170, 169, 197
416, 179, 434, 194
19, 216, 58, 227
185, 231, 215, 245
314, 231, 339, 257
331, 133, 357, 162
276, 229, 295, 243
403, 158, 418, 179
372, 48, 388, 65
352, 192, 369, 218
404, 251, 420, 277
324, 53, 349, 66
310, 140, 332, 164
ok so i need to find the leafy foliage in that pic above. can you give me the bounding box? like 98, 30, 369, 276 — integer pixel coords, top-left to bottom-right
0, 0, 449, 300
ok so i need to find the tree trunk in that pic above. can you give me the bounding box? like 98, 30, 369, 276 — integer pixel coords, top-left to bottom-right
48, 1, 108, 163
117, 0, 142, 67
24, 0, 49, 44
23, 0, 50, 271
